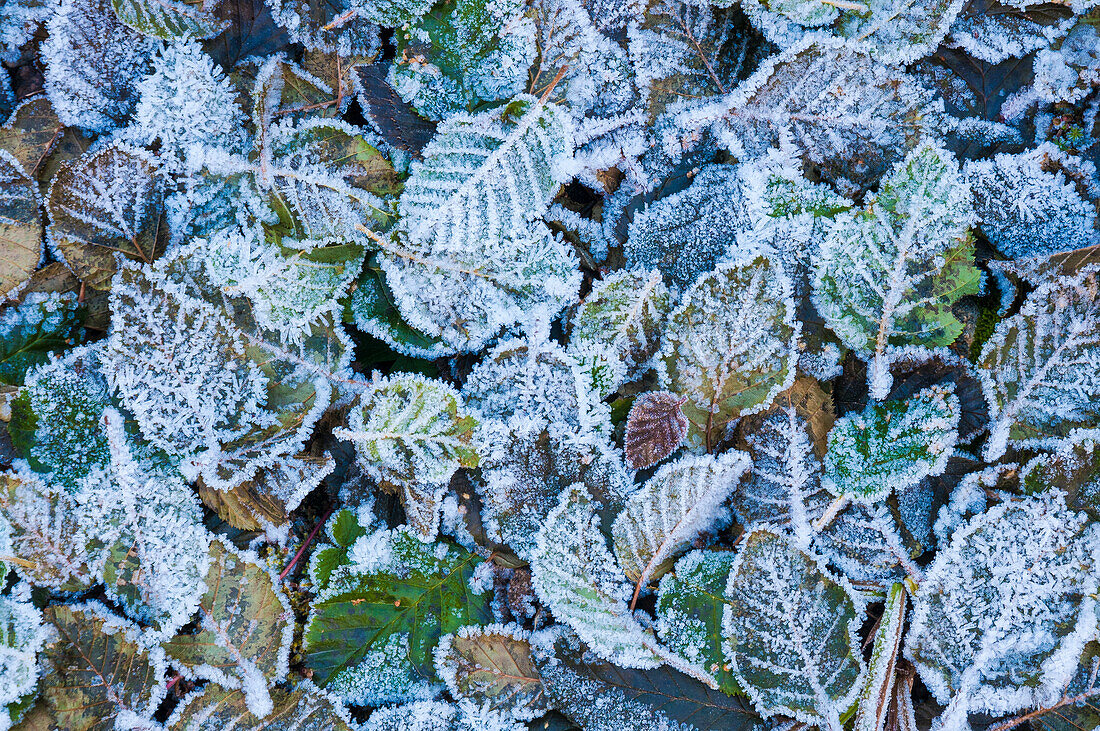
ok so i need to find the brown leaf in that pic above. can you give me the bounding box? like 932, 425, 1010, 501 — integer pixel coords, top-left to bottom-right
0, 96, 65, 180
625, 391, 688, 469
437, 626, 548, 719
0, 152, 42, 300
739, 378, 835, 461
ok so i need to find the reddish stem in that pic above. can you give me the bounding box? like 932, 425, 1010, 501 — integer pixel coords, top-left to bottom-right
166, 676, 180, 692
279, 508, 335, 581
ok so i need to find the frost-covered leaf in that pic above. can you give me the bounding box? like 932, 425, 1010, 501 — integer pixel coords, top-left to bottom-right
41, 0, 156, 133
264, 0, 379, 55
111, 0, 228, 38
102, 249, 347, 492
823, 385, 960, 503
624, 391, 688, 470
1021, 429, 1100, 520
732, 381, 834, 544
129, 38, 245, 162
0, 96, 65, 181
353, 63, 438, 158
168, 680, 356, 731
532, 628, 761, 731
812, 141, 979, 400
655, 549, 741, 695
303, 527, 492, 706
1032, 23, 1100, 104
978, 269, 1100, 460
0, 593, 45, 731
948, 0, 1073, 64
966, 146, 1096, 260
76, 409, 210, 636
672, 38, 940, 187
625, 164, 746, 291
0, 292, 83, 386
201, 226, 364, 340
464, 336, 596, 436
531, 483, 663, 668
0, 466, 93, 590
475, 418, 631, 561
362, 699, 528, 731
568, 269, 672, 377
629, 0, 766, 122
0, 150, 41, 301
8, 345, 109, 488
723, 530, 866, 729
40, 602, 167, 731
853, 582, 907, 731
905, 492, 1100, 731
612, 450, 750, 593
162, 538, 293, 720
46, 144, 168, 291
389, 0, 535, 120
532, 484, 712, 679
434, 624, 548, 720
658, 258, 799, 451
334, 373, 478, 540
379, 98, 578, 353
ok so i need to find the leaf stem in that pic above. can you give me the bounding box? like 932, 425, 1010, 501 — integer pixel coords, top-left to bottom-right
279, 507, 335, 581
812, 494, 850, 532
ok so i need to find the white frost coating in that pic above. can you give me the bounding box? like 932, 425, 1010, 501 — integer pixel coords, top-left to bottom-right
128, 38, 246, 165
41, 0, 156, 133
611, 450, 750, 590
977, 268, 1100, 461
906, 492, 1100, 730
75, 409, 210, 638
812, 141, 976, 400
723, 530, 867, 730
0, 592, 45, 730
931, 464, 1014, 545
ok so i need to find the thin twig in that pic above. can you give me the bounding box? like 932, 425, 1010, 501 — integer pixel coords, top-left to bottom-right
279, 507, 336, 581
813, 494, 850, 532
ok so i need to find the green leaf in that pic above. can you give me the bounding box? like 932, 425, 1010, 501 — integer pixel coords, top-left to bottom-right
655, 549, 741, 696
168, 681, 355, 730
334, 373, 478, 540
303, 527, 493, 705
658, 258, 799, 451
568, 269, 672, 376
8, 345, 110, 488
435, 624, 548, 720
41, 602, 166, 731
0, 293, 84, 386
0, 150, 43, 301
0, 595, 46, 730
812, 141, 979, 399
532, 629, 762, 731
162, 538, 293, 717
346, 259, 448, 359
111, 0, 229, 39
723, 530, 866, 729
391, 0, 534, 119
46, 144, 169, 292
822, 385, 960, 503
1022, 430, 1100, 521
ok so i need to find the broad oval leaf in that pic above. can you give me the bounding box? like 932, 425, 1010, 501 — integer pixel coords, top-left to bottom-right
624, 391, 689, 470
41, 602, 167, 731
302, 527, 493, 706
905, 492, 1100, 731
161, 538, 294, 719
434, 624, 548, 720
723, 530, 866, 729
612, 450, 750, 591
658, 257, 800, 451
569, 268, 673, 374
46, 144, 168, 291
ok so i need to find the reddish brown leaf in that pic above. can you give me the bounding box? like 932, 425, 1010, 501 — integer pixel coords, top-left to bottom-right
625, 391, 688, 469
